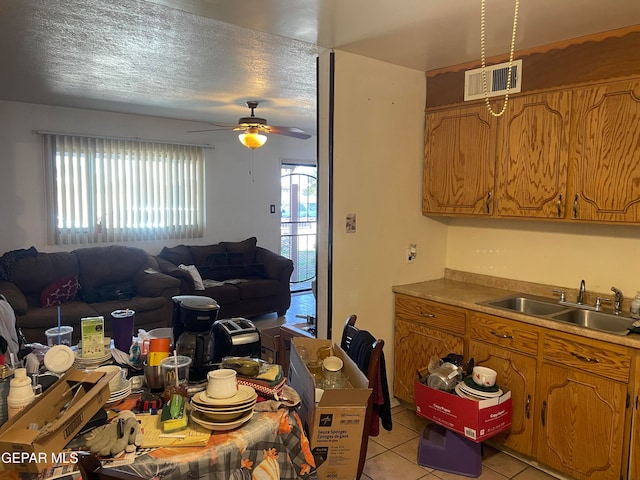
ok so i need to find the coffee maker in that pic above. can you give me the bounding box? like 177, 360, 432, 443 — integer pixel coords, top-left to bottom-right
172, 295, 220, 381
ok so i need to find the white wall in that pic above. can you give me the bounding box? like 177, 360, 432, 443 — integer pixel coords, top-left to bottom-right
0, 100, 316, 255
330, 52, 448, 374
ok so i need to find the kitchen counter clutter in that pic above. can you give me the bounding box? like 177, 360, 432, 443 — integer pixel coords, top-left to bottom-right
393, 269, 640, 480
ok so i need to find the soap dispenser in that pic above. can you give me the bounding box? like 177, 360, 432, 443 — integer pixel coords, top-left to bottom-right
630, 292, 640, 319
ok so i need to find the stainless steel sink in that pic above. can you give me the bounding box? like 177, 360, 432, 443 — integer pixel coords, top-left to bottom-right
482, 295, 569, 316
548, 309, 635, 335
479, 294, 634, 335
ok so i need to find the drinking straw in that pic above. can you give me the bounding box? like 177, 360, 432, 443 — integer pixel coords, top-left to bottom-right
173, 350, 179, 388
57, 306, 61, 344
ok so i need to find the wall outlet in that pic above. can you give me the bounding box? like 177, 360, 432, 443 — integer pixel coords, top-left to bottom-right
406, 244, 417, 263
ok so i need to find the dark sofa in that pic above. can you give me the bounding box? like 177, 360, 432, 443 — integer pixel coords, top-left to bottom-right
0, 245, 181, 344
156, 237, 293, 319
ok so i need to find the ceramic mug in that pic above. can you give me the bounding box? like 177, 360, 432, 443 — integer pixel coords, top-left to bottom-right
206, 368, 238, 399
472, 366, 497, 387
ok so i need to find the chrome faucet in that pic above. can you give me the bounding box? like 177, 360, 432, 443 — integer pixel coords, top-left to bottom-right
576, 279, 586, 305
611, 286, 623, 315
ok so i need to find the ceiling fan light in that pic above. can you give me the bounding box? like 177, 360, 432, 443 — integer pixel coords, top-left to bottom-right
238, 131, 267, 149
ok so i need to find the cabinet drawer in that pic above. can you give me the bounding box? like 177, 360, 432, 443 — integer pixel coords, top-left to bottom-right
469, 312, 539, 355
543, 333, 631, 382
395, 294, 466, 335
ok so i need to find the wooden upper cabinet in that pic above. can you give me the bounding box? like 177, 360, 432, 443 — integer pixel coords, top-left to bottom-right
495, 91, 571, 219
570, 79, 640, 223
423, 104, 497, 215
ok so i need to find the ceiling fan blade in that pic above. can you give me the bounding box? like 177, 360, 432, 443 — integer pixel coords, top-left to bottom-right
268, 125, 312, 139
187, 124, 237, 133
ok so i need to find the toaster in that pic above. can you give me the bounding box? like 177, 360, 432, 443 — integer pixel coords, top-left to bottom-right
209, 318, 261, 363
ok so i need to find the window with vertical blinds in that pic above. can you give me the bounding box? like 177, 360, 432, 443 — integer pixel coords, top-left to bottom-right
44, 134, 204, 245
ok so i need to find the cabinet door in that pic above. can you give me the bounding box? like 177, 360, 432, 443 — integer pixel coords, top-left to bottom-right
423, 104, 497, 215
629, 356, 640, 480
536, 362, 627, 480
495, 91, 571, 218
394, 317, 464, 404
570, 79, 640, 223
469, 340, 536, 456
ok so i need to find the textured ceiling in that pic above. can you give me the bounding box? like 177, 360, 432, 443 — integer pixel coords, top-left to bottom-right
1, 0, 640, 133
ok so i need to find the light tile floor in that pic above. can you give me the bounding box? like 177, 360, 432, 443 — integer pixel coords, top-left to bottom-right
361, 404, 561, 480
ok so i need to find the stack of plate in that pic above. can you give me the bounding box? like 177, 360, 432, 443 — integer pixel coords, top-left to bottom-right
455, 377, 504, 401
189, 385, 257, 431
74, 349, 113, 369
106, 378, 132, 405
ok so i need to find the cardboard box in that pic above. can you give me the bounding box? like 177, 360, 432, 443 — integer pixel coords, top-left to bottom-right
0, 368, 114, 473
414, 380, 512, 443
289, 337, 372, 480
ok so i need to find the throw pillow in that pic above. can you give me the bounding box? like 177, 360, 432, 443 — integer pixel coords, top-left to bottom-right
179, 264, 205, 290
40, 275, 81, 308
158, 245, 194, 266
221, 237, 257, 265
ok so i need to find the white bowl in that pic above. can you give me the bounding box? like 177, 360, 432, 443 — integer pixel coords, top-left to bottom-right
322, 355, 343, 372
472, 366, 497, 387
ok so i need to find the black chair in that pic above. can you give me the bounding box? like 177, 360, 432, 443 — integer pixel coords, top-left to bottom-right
340, 314, 387, 480
77, 452, 145, 480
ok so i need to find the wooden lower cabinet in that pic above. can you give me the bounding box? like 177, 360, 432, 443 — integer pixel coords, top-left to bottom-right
630, 359, 640, 480
394, 317, 464, 403
394, 294, 639, 478
469, 340, 536, 456
535, 362, 628, 480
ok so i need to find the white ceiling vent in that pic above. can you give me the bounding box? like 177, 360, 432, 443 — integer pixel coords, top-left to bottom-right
464, 59, 522, 101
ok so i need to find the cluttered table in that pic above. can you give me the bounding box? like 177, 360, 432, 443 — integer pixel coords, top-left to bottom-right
99, 405, 314, 480
1, 377, 316, 480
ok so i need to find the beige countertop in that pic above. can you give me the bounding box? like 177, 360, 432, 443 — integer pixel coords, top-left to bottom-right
393, 273, 640, 350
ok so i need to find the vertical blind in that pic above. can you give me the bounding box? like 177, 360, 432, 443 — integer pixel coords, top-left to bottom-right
44, 134, 204, 245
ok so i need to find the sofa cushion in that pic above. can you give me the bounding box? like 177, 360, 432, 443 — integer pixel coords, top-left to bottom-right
189, 244, 227, 267
19, 301, 99, 330
12, 252, 79, 295
74, 245, 148, 288
220, 237, 257, 265
158, 245, 194, 267
90, 296, 167, 319
206, 264, 266, 281
236, 279, 282, 299
201, 284, 241, 305
40, 275, 81, 307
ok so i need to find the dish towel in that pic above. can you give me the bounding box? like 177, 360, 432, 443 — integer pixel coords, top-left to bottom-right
347, 330, 392, 435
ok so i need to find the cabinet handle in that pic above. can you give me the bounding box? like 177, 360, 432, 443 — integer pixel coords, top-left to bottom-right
572, 193, 579, 218
525, 394, 531, 419
541, 400, 547, 427
570, 351, 600, 363
490, 330, 513, 339
419, 310, 436, 318
556, 193, 563, 217
486, 192, 492, 214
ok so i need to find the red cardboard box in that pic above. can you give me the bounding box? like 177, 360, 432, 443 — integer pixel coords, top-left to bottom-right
414, 380, 512, 442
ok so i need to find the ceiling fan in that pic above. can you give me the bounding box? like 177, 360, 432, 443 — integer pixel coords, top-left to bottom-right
189, 101, 311, 149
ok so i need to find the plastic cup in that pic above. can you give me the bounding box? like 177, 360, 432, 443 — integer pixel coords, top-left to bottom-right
160, 355, 192, 387
45, 326, 73, 347
111, 310, 135, 352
